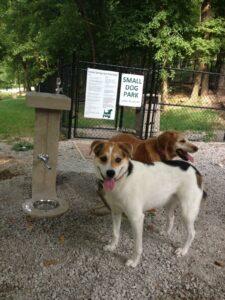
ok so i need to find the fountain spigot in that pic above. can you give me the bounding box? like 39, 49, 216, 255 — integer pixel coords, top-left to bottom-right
37, 154, 51, 170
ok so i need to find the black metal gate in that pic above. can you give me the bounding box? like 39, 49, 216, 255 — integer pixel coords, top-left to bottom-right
60, 60, 160, 139
58, 59, 225, 141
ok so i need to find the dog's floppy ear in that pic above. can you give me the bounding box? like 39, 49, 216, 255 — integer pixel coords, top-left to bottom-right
157, 131, 179, 159
118, 142, 133, 158
157, 131, 173, 160
90, 140, 105, 156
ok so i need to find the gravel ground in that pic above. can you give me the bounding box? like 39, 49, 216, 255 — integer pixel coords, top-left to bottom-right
0, 140, 225, 300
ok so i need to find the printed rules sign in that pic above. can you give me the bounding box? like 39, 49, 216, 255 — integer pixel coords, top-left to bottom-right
84, 68, 119, 120
119, 73, 144, 107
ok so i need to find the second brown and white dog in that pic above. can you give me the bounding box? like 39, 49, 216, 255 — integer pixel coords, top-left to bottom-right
91, 140, 204, 267
110, 131, 198, 163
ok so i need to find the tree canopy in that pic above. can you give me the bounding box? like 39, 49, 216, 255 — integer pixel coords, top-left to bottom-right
0, 0, 224, 90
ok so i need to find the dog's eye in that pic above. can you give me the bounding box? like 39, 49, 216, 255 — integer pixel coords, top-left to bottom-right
115, 157, 122, 163
179, 139, 186, 143
100, 156, 107, 163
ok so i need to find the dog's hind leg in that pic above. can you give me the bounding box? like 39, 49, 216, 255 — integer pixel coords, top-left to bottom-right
126, 213, 145, 267
175, 191, 201, 256
165, 198, 177, 235
175, 219, 195, 257
104, 212, 122, 252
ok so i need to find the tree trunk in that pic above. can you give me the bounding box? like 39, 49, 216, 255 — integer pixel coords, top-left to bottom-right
191, 0, 211, 99
17, 70, 22, 95
201, 0, 211, 22
200, 63, 209, 96
161, 79, 168, 103
217, 62, 225, 96
191, 71, 202, 100
22, 61, 31, 91
75, 0, 96, 62
215, 51, 225, 96
200, 0, 211, 96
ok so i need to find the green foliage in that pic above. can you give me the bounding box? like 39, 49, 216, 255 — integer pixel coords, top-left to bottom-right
12, 140, 33, 151
0, 0, 224, 87
191, 17, 225, 63
0, 61, 17, 88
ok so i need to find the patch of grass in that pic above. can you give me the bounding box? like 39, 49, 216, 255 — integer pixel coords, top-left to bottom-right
77, 103, 224, 140
0, 95, 224, 141
160, 107, 225, 139
0, 97, 35, 139
11, 140, 33, 151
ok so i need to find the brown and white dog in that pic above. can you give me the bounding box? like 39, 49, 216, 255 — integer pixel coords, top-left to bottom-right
91, 140, 203, 267
92, 131, 198, 215
110, 131, 198, 163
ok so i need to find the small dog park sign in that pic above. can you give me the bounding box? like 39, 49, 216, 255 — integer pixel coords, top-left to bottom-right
119, 74, 144, 107
84, 69, 144, 120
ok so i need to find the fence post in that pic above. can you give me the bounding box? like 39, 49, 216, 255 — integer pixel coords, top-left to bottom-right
68, 52, 77, 139
136, 69, 150, 139
149, 65, 161, 137
115, 73, 122, 130
144, 65, 156, 138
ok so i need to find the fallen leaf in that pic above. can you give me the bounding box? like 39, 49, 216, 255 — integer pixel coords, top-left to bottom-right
43, 259, 58, 267
146, 208, 157, 216
26, 221, 33, 230
215, 163, 223, 168
214, 260, 224, 267
147, 224, 154, 231
59, 234, 65, 244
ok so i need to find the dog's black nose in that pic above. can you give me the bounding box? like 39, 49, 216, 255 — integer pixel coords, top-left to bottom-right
106, 169, 115, 178
193, 146, 198, 152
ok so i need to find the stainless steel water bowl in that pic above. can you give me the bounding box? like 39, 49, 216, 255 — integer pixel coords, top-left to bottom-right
33, 199, 60, 211
22, 198, 69, 218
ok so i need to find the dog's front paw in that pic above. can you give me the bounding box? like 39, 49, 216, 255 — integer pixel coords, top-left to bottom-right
103, 244, 116, 252
175, 247, 188, 257
125, 258, 139, 268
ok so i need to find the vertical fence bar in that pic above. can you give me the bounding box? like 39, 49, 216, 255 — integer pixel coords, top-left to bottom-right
118, 106, 124, 130
73, 61, 81, 138
115, 73, 122, 130
149, 64, 161, 137
144, 63, 156, 139
68, 53, 76, 139
139, 69, 150, 139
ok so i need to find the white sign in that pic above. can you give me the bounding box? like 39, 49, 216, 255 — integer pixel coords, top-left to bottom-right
84, 68, 119, 120
119, 73, 144, 107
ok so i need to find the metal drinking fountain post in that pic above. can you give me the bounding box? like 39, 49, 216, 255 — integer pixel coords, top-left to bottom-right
22, 92, 71, 218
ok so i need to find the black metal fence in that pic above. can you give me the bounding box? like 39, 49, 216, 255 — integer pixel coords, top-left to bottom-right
60, 60, 160, 139
43, 59, 225, 141
160, 67, 225, 141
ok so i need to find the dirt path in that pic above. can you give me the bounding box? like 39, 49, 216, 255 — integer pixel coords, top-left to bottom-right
0, 140, 225, 299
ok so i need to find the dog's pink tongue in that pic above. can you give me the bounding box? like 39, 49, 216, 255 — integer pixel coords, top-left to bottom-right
103, 178, 115, 192
187, 153, 194, 162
